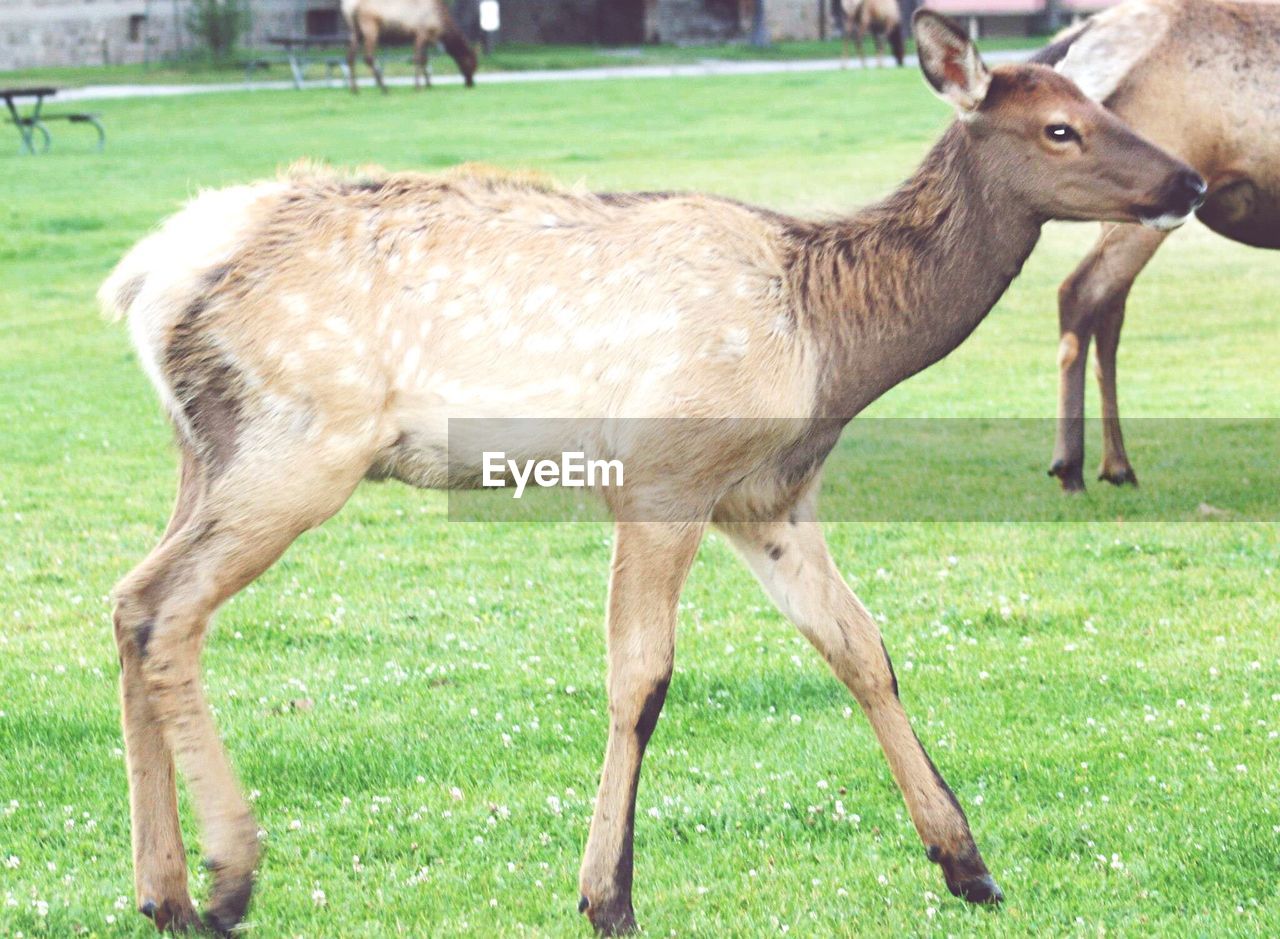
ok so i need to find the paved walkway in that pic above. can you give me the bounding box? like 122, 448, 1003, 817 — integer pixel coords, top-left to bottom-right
59, 49, 1033, 103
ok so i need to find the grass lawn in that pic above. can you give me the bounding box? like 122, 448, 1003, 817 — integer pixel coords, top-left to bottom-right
0, 35, 1047, 88
1, 67, 1277, 937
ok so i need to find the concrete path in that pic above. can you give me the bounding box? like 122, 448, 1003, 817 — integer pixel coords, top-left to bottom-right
59, 49, 1034, 104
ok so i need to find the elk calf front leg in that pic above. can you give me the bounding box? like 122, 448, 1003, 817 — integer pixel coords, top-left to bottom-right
719, 500, 1001, 904
579, 521, 705, 936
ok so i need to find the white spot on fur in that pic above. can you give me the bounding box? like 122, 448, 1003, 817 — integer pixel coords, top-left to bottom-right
337, 365, 366, 386
427, 263, 451, 279
522, 284, 558, 313
442, 300, 464, 319
283, 293, 309, 318
718, 327, 750, 360
525, 332, 565, 354
396, 346, 422, 388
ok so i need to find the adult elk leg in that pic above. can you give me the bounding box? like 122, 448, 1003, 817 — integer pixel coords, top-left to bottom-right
358, 15, 388, 94
579, 521, 705, 935
113, 443, 366, 933
413, 35, 428, 90
346, 37, 360, 93
718, 490, 1001, 904
1050, 223, 1166, 490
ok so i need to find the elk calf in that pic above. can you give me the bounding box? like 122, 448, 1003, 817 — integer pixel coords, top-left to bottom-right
101, 12, 1202, 935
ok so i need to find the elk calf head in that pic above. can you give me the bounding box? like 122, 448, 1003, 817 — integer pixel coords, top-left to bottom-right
914, 10, 1206, 229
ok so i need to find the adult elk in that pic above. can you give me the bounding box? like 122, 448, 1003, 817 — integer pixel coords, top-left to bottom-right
342, 0, 477, 93
100, 12, 1202, 935
842, 0, 907, 68
1035, 0, 1280, 490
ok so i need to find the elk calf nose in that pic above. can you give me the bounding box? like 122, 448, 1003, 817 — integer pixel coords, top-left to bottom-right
1141, 167, 1207, 231
1174, 168, 1209, 212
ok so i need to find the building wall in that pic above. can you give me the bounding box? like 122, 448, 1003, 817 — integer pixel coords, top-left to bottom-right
0, 0, 335, 70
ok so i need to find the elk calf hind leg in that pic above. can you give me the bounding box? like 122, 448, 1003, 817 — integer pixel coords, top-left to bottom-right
719, 508, 1001, 904
114, 436, 368, 933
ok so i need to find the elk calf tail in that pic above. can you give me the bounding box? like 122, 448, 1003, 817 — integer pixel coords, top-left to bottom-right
100, 182, 284, 433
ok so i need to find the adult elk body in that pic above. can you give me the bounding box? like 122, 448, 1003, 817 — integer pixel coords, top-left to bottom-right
342, 0, 477, 92
842, 0, 906, 68
1035, 0, 1280, 490
100, 13, 1203, 935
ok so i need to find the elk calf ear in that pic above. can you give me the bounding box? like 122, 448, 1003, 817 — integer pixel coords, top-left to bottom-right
913, 10, 992, 113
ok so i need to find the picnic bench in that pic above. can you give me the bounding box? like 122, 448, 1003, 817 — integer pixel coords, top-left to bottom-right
246, 36, 352, 89
2, 87, 104, 154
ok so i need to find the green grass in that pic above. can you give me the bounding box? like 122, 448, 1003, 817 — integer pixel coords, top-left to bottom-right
0, 35, 1046, 88
1, 67, 1277, 938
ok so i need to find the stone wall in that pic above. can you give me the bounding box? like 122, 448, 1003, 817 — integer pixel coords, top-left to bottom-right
2, 0, 858, 70
0, 0, 333, 70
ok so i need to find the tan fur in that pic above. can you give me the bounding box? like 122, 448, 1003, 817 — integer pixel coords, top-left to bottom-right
341, 0, 477, 92
1044, 0, 1280, 490
842, 0, 905, 68
103, 16, 1201, 934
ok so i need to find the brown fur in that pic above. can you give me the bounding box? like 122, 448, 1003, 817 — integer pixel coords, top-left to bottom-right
100, 15, 1201, 935
1043, 0, 1280, 490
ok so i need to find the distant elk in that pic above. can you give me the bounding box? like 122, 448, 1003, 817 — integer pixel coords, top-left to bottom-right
1034, 0, 1279, 491
842, 0, 906, 67
99, 12, 1202, 935
342, 0, 477, 92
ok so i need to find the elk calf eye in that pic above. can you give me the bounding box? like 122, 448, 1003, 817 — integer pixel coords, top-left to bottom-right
1045, 124, 1079, 143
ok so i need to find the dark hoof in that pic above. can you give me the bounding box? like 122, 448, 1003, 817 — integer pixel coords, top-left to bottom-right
202, 870, 254, 936
1048, 459, 1086, 492
927, 844, 1004, 906
579, 894, 638, 936
1098, 466, 1138, 487
139, 897, 201, 932
953, 872, 1004, 904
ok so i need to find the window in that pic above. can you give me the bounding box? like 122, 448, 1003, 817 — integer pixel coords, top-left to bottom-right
128, 13, 147, 43
306, 8, 341, 37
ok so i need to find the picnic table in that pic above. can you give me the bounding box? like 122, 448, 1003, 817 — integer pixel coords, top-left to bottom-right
2, 87, 104, 154
250, 36, 352, 89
